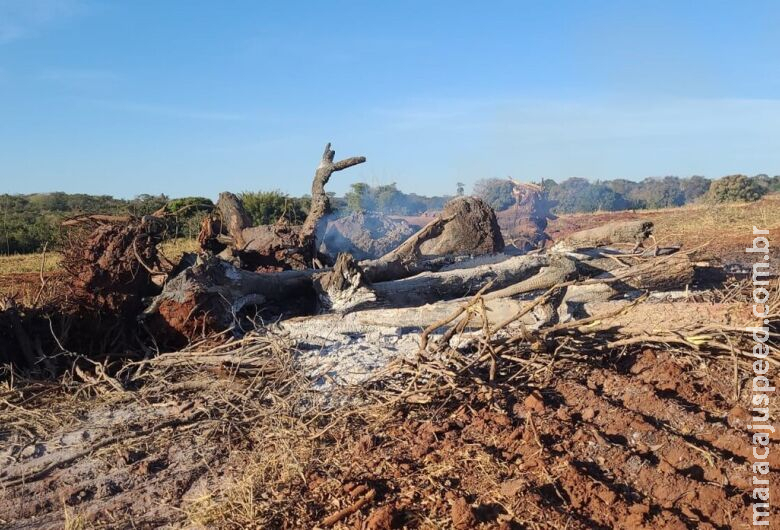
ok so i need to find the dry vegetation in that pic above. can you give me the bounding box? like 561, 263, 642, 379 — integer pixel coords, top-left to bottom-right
1, 198, 778, 529
1, 276, 777, 528
549, 194, 780, 264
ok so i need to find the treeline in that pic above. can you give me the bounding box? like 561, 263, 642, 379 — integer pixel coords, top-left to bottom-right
474, 174, 780, 213
344, 182, 452, 215
0, 193, 213, 255
0, 190, 320, 255
2, 174, 777, 255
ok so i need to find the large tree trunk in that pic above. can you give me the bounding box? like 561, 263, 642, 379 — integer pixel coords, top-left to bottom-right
144, 253, 547, 345
143, 247, 694, 347
301, 143, 366, 242
552, 220, 654, 251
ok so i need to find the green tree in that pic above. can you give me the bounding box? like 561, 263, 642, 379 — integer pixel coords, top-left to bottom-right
605, 179, 636, 196
345, 183, 374, 212
706, 175, 767, 203
473, 178, 516, 211
127, 194, 169, 216
239, 191, 309, 225
627, 177, 685, 209
549, 178, 631, 214
344, 182, 428, 214
680, 176, 711, 202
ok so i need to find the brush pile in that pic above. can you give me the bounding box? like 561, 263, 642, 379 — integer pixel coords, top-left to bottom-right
1, 143, 778, 528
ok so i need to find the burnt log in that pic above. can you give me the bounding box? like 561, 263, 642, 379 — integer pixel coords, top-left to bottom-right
144, 253, 548, 343
313, 253, 376, 312
199, 143, 366, 271
361, 196, 504, 283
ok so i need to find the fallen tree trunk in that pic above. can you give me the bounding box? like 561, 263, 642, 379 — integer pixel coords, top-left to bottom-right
145, 241, 694, 345
359, 253, 546, 309
563, 252, 695, 305
144, 257, 316, 345
552, 220, 654, 251
144, 253, 548, 344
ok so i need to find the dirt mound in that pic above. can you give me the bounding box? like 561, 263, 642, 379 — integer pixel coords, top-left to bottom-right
495, 186, 557, 251
497, 207, 552, 250
418, 196, 504, 256
321, 212, 417, 260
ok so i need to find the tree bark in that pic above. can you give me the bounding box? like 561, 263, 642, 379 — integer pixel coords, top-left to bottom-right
552, 220, 654, 251
144, 254, 549, 343
559, 253, 694, 320
300, 143, 366, 242
214, 192, 252, 248
359, 214, 456, 283
360, 196, 504, 283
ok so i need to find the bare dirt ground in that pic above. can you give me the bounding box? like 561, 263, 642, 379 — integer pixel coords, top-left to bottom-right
1, 319, 777, 529
0, 202, 778, 529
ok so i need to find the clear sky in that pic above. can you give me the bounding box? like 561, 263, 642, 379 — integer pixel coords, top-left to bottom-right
1, 0, 779, 199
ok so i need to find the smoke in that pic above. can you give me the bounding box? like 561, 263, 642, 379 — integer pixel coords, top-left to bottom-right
344, 182, 451, 216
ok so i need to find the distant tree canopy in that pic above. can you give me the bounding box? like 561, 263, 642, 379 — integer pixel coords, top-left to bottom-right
238, 191, 310, 225
344, 182, 449, 215
473, 178, 516, 211
0, 174, 775, 255
706, 175, 768, 204
628, 177, 686, 210
548, 178, 632, 214
475, 174, 757, 214
681, 176, 711, 202
0, 193, 209, 255
753, 174, 780, 194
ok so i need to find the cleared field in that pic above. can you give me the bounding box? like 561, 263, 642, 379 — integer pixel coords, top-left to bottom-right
0, 202, 778, 528
548, 194, 780, 264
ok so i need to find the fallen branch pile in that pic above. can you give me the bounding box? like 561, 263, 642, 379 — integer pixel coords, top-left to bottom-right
0, 142, 763, 372
365, 269, 779, 406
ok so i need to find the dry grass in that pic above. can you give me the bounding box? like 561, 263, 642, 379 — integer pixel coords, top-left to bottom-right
650, 194, 780, 246
63, 505, 86, 530
0, 238, 198, 275
548, 194, 780, 262
0, 252, 61, 275
158, 237, 199, 263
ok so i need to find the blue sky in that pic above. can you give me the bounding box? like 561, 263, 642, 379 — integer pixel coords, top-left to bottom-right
1, 0, 779, 199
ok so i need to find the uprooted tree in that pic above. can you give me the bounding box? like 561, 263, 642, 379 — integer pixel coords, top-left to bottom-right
0, 142, 725, 366
198, 143, 367, 271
